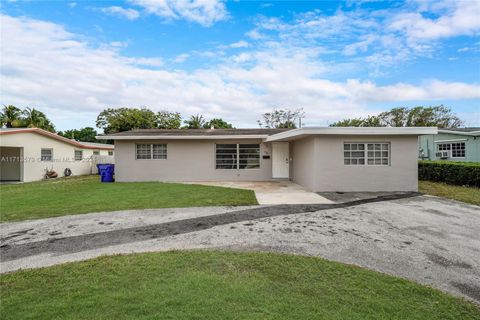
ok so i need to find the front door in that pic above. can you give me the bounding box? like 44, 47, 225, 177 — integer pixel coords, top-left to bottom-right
272, 142, 289, 178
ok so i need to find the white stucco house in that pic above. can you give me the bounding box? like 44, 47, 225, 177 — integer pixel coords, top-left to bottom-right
0, 128, 114, 182
97, 127, 437, 192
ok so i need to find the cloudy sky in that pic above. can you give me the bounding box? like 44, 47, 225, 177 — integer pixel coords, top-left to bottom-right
1, 0, 479, 131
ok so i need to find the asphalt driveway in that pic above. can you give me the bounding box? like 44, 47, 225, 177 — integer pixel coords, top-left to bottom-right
1, 194, 479, 303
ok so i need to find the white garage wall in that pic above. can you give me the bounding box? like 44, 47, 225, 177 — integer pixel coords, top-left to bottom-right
0, 132, 111, 182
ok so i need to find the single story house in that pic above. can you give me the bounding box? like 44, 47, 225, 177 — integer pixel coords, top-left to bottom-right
0, 128, 114, 182
97, 127, 436, 192
419, 127, 480, 162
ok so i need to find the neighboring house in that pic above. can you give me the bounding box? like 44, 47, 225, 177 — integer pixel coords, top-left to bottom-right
0, 128, 114, 182
97, 127, 436, 192
418, 128, 480, 162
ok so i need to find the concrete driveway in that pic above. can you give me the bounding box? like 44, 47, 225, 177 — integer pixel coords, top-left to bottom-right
1, 194, 479, 304
187, 181, 333, 204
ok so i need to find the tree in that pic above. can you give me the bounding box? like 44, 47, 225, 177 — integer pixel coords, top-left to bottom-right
331, 106, 463, 128
378, 107, 409, 127
58, 127, 99, 142
257, 108, 305, 128
156, 111, 182, 129
184, 114, 206, 129
0, 105, 22, 128
96, 108, 157, 134
405, 105, 463, 128
21, 107, 55, 132
330, 115, 383, 127
203, 118, 234, 129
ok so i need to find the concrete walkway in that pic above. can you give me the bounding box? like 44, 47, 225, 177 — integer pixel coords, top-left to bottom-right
1, 195, 479, 304
187, 181, 333, 205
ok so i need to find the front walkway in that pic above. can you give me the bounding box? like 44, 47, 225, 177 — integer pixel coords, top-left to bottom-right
188, 181, 333, 205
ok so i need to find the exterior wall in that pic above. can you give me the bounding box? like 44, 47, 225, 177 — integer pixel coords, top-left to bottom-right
290, 136, 316, 190
419, 133, 479, 162
293, 135, 419, 192
0, 132, 111, 182
114, 139, 273, 182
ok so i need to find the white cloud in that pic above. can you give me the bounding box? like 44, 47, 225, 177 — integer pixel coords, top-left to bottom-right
228, 40, 249, 49
388, 0, 480, 41
131, 0, 228, 26
1, 14, 479, 130
173, 53, 190, 63
245, 29, 264, 40
68, 2, 77, 9
101, 6, 140, 20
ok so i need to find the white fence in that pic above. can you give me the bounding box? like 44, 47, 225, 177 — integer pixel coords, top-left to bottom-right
91, 155, 115, 174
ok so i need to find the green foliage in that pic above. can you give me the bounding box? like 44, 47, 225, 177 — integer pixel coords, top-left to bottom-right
419, 181, 480, 206
203, 118, 234, 129
96, 108, 157, 134
156, 110, 182, 129
258, 108, 305, 128
57, 127, 99, 142
183, 114, 206, 129
0, 105, 55, 132
418, 160, 480, 187
330, 115, 383, 127
2, 251, 478, 320
0, 105, 23, 128
95, 108, 237, 132
331, 106, 463, 128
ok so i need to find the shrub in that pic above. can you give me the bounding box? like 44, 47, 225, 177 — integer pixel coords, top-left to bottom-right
418, 160, 480, 187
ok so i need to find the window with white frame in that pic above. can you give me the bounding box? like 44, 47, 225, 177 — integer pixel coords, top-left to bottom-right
367, 143, 390, 165
74, 150, 83, 161
41, 148, 53, 161
216, 144, 260, 169
344, 143, 390, 166
136, 144, 167, 160
93, 150, 100, 156
437, 142, 465, 158
108, 151, 114, 156
343, 143, 365, 165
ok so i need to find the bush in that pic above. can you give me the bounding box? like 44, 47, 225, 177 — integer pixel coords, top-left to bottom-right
418, 160, 480, 187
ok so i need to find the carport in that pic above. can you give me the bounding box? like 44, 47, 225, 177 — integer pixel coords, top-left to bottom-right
0, 146, 23, 182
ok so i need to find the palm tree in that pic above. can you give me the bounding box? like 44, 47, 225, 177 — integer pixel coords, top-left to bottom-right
0, 105, 22, 128
22, 107, 55, 132
184, 114, 206, 129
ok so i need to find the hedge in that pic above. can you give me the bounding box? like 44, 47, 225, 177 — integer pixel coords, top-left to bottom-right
418, 160, 480, 187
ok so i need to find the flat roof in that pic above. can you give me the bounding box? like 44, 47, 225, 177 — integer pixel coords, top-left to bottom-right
97, 128, 290, 140
438, 128, 480, 136
0, 128, 114, 150
265, 127, 438, 142
96, 127, 438, 141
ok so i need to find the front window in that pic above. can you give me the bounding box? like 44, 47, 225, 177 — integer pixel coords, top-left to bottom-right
437, 143, 465, 158
108, 151, 114, 156
41, 148, 52, 161
136, 144, 167, 160
344, 143, 390, 166
74, 150, 83, 161
93, 151, 100, 156
216, 144, 260, 169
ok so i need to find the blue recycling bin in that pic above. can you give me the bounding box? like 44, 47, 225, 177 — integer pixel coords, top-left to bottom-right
97, 164, 115, 183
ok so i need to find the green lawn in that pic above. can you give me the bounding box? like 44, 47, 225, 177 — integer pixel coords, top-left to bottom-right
1, 251, 478, 320
0, 176, 257, 222
419, 180, 480, 206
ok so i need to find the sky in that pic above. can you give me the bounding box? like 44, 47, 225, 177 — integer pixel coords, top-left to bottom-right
0, 0, 479, 131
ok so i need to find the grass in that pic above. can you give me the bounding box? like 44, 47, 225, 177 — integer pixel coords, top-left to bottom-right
0, 175, 257, 222
1, 251, 478, 320
419, 180, 480, 206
